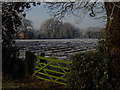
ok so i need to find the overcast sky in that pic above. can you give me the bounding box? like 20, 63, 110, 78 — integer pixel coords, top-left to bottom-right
26, 3, 106, 30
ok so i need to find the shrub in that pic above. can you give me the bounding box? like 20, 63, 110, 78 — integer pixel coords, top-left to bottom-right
2, 45, 25, 78
67, 50, 119, 90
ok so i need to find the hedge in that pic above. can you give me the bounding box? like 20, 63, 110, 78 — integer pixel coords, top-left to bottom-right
67, 51, 120, 90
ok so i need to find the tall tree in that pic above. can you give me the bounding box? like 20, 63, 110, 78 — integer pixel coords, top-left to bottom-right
40, 18, 62, 38
2, 2, 40, 45
62, 22, 76, 38
2, 2, 40, 76
104, 2, 120, 76
40, 18, 78, 38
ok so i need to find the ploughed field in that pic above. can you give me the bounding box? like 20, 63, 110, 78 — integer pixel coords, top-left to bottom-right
14, 39, 98, 60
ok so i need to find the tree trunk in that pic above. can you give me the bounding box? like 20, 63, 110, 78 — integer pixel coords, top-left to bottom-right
104, 2, 120, 75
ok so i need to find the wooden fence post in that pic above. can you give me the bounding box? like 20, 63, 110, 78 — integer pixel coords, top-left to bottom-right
39, 52, 46, 63
25, 51, 35, 78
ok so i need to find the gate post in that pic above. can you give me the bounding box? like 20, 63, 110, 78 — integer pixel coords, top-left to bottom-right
25, 51, 35, 78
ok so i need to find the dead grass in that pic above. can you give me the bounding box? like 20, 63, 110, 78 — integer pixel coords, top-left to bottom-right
2, 76, 66, 89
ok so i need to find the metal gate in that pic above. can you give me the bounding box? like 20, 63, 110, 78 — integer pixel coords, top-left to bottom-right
33, 55, 72, 85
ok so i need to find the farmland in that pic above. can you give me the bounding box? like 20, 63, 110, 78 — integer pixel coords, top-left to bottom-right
14, 39, 98, 60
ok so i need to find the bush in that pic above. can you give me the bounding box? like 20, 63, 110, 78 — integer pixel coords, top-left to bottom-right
2, 45, 25, 79
67, 50, 119, 90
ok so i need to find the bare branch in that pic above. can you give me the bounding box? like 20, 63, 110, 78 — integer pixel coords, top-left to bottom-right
45, 2, 105, 20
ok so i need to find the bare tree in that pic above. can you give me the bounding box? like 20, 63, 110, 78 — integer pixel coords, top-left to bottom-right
40, 18, 62, 38
40, 18, 78, 39
62, 22, 75, 38
82, 27, 104, 38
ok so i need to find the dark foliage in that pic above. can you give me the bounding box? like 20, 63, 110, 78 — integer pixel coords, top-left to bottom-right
2, 2, 40, 45
2, 46, 25, 78
2, 2, 40, 78
67, 39, 120, 90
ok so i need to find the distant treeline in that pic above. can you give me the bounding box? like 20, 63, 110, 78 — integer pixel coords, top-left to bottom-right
16, 18, 104, 39
37, 19, 104, 39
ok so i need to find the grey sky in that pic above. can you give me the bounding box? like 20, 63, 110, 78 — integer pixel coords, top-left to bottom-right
26, 3, 106, 30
